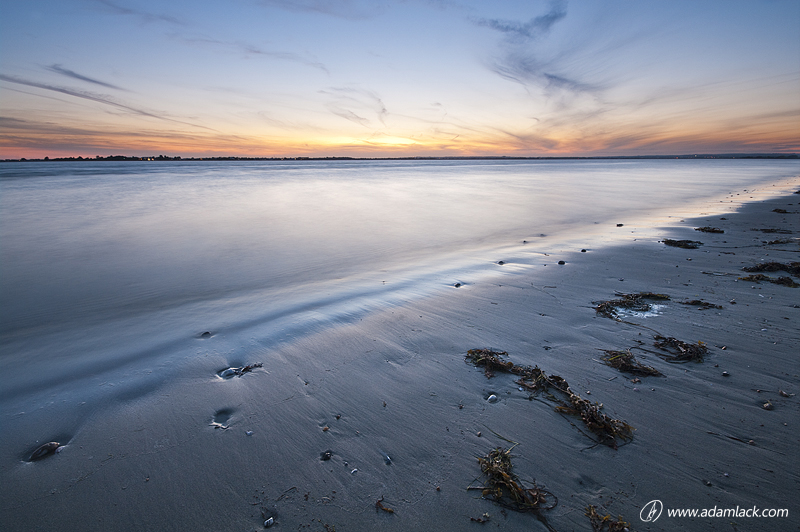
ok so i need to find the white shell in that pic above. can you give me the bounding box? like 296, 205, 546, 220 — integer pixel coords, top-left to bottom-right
264, 517, 274, 527
487, 394, 498, 403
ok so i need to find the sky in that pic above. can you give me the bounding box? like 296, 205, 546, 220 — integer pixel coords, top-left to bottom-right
1, 0, 798, 158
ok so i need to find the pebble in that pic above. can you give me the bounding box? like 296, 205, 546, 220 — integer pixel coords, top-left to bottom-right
264, 517, 274, 528
246, 431, 254, 436
722, 371, 730, 377
454, 282, 462, 288
320, 450, 332, 461
558, 260, 566, 265
487, 394, 498, 403
763, 402, 774, 411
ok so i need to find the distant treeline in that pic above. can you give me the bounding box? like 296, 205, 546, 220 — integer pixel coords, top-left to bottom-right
3, 153, 798, 163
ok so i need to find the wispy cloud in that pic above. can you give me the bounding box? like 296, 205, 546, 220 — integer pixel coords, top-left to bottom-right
179, 36, 329, 74
94, 0, 184, 25
257, 0, 383, 20
473, 0, 566, 41
45, 64, 128, 91
321, 87, 388, 127
474, 1, 604, 97
0, 74, 214, 131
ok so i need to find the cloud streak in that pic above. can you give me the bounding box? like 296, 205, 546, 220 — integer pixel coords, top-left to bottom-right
179, 36, 329, 74
94, 0, 184, 25
257, 0, 384, 20
0, 74, 215, 132
45, 64, 128, 91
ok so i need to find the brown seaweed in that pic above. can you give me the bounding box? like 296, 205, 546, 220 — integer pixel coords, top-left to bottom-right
663, 239, 703, 249
695, 226, 724, 233
751, 228, 792, 234
585, 505, 631, 532
594, 292, 670, 320
738, 274, 799, 287
653, 335, 707, 362
678, 299, 723, 310
742, 261, 800, 276
600, 349, 662, 376
474, 446, 557, 513
466, 350, 634, 448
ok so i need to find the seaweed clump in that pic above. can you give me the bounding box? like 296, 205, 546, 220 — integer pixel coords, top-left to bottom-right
466, 350, 634, 448
751, 228, 792, 234
653, 335, 707, 363
465, 349, 513, 378
594, 292, 670, 320
475, 446, 557, 513
742, 262, 800, 277
678, 299, 723, 310
695, 226, 724, 233
600, 349, 662, 376
585, 505, 631, 532
738, 274, 799, 288
663, 239, 703, 249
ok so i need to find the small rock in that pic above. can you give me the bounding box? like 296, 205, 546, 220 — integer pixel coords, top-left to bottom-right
264, 517, 274, 528
454, 282, 462, 288
320, 450, 332, 461
246, 431, 254, 436
487, 394, 498, 403
703, 479, 712, 486
497, 261, 505, 265
580, 249, 587, 252
200, 331, 212, 338
557, 260, 566, 265
763, 402, 774, 411
722, 371, 730, 377
616, 223, 624, 227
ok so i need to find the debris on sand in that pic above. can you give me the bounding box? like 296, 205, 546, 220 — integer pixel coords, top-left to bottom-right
594, 292, 670, 320
751, 227, 792, 234
772, 208, 789, 214
473, 446, 557, 513
662, 239, 703, 249
218, 363, 263, 379
695, 227, 724, 233
585, 505, 631, 532
465, 349, 513, 378
29, 442, 60, 461
738, 274, 799, 287
678, 299, 723, 310
600, 349, 662, 376
742, 261, 800, 277
375, 496, 395, 514
465, 350, 634, 448
653, 335, 707, 363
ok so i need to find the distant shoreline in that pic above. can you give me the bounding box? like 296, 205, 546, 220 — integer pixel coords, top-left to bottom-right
2, 153, 798, 163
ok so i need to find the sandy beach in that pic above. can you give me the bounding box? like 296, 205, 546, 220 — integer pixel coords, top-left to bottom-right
2, 187, 798, 531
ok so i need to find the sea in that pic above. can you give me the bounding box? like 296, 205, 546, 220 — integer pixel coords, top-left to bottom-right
1, 158, 797, 416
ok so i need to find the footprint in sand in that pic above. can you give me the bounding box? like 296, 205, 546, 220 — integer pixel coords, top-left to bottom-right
210, 408, 234, 429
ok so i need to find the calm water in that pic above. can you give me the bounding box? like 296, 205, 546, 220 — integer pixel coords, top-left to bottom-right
1, 159, 797, 408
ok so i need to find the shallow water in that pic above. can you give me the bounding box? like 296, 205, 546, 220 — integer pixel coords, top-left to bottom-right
0, 159, 797, 410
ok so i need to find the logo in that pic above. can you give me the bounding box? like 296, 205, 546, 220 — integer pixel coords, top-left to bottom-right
640, 500, 664, 522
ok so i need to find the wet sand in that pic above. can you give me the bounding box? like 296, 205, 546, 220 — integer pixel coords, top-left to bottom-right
2, 191, 798, 531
